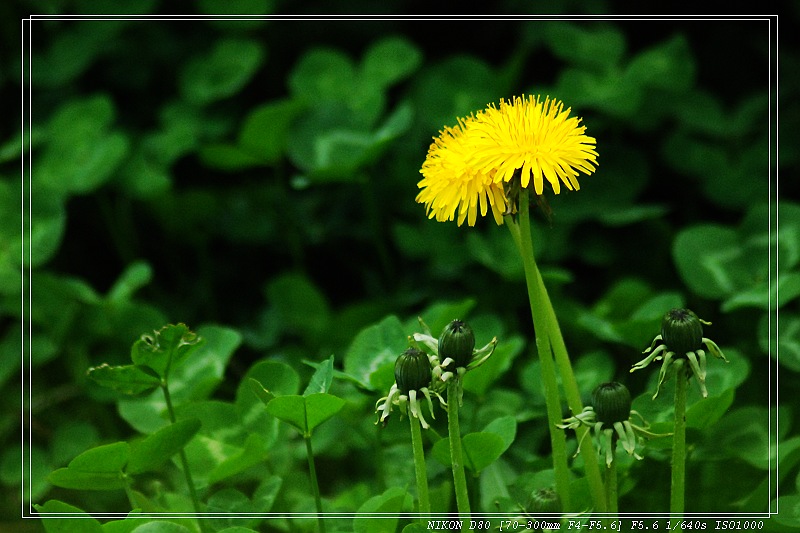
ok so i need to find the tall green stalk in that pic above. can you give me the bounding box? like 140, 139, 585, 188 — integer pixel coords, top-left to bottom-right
671, 359, 688, 532
162, 383, 205, 530
409, 413, 431, 520
447, 381, 470, 530
305, 436, 327, 533
606, 449, 618, 517
507, 189, 606, 513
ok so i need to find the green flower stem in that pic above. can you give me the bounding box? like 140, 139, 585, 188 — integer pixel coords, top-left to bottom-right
606, 447, 618, 517
447, 381, 471, 530
507, 189, 607, 513
409, 413, 431, 520
671, 359, 688, 531
162, 384, 205, 531
305, 435, 327, 533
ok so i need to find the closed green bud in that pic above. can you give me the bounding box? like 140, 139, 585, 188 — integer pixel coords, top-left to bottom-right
394, 347, 432, 394
592, 382, 631, 426
529, 487, 561, 514
661, 308, 704, 356
438, 319, 475, 368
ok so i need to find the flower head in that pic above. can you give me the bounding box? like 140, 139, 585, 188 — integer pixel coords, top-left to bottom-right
438, 319, 476, 370
558, 382, 666, 467
376, 346, 445, 430
417, 95, 598, 226
631, 308, 729, 399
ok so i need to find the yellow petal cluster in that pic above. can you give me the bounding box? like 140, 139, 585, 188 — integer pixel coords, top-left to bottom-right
416, 95, 598, 226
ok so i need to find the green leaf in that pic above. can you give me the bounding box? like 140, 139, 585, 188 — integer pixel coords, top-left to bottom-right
412, 55, 499, 134
303, 354, 335, 395
87, 364, 161, 395
119, 325, 241, 434
287, 121, 382, 181
206, 489, 255, 529
625, 34, 695, 92
772, 495, 800, 528
432, 432, 507, 473
130, 323, 204, 380
555, 67, 642, 118
247, 378, 275, 406
353, 486, 410, 533
361, 36, 422, 87
130, 522, 193, 533
30, 21, 126, 87
343, 315, 407, 391
265, 395, 307, 434
432, 424, 508, 473
35, 500, 104, 533
106, 262, 153, 304
305, 393, 346, 433
722, 272, 800, 312
67, 441, 129, 473
127, 418, 201, 475
685, 388, 734, 430
467, 224, 524, 280
289, 48, 358, 104
741, 201, 800, 271
265, 393, 344, 437
208, 434, 270, 485
572, 351, 616, 396
38, 94, 130, 196
180, 39, 266, 105
1, 179, 66, 272
673, 225, 748, 299
238, 98, 304, 164
706, 406, 774, 469
48, 442, 130, 491
266, 273, 331, 342
463, 335, 524, 396
760, 312, 800, 372
545, 22, 625, 70
236, 360, 299, 436
483, 415, 518, 452
463, 432, 509, 473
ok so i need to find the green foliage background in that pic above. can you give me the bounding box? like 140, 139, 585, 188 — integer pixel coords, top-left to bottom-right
2, 2, 799, 532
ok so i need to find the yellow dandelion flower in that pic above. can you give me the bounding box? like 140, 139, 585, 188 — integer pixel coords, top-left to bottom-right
416, 95, 598, 226
470, 95, 598, 195
416, 116, 507, 227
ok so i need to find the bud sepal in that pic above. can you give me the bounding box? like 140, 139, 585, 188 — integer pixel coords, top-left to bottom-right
557, 382, 669, 467
631, 308, 729, 399
376, 344, 446, 429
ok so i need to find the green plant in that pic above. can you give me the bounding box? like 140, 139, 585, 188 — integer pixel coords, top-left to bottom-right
250, 355, 345, 533
6, 10, 795, 533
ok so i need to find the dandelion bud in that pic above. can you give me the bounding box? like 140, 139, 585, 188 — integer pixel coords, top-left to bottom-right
661, 308, 704, 356
592, 382, 632, 427
438, 319, 475, 369
394, 347, 432, 394
529, 487, 561, 514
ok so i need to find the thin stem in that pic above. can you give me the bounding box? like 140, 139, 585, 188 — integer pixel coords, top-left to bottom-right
671, 359, 687, 531
540, 286, 607, 510
305, 436, 327, 533
162, 384, 205, 530
606, 447, 618, 517
508, 190, 607, 513
409, 413, 431, 520
447, 381, 471, 530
